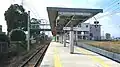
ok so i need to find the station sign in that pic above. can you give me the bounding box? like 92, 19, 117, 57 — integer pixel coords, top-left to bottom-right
63, 27, 78, 30
58, 12, 92, 16
63, 27, 71, 30
63, 27, 89, 31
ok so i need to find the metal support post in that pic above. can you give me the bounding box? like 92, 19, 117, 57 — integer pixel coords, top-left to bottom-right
60, 34, 62, 43
60, 32, 63, 44
70, 25, 74, 54
75, 31, 77, 45
76, 31, 78, 41
64, 31, 66, 47
56, 35, 57, 42
82, 36, 83, 40
59, 35, 61, 43
61, 34, 63, 44
58, 35, 60, 42
27, 11, 30, 51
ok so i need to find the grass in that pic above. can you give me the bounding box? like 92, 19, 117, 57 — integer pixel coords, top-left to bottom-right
80, 40, 120, 54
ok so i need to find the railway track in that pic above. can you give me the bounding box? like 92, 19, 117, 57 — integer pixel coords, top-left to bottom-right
18, 44, 49, 67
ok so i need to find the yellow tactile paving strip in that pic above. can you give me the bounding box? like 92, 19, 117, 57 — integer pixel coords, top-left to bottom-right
76, 47, 110, 67
54, 48, 62, 67
41, 42, 120, 67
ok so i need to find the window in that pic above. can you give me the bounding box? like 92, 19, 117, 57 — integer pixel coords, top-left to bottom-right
78, 35, 82, 39
74, 31, 76, 34
90, 33, 93, 37
94, 25, 98, 28
86, 25, 88, 28
85, 31, 89, 34
32, 25, 35, 29
36, 25, 39, 28
78, 24, 81, 27
77, 31, 81, 34
83, 36, 86, 39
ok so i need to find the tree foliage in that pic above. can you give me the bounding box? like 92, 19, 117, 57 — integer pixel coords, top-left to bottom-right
4, 4, 28, 33
30, 18, 41, 38
31, 18, 40, 24
10, 29, 26, 41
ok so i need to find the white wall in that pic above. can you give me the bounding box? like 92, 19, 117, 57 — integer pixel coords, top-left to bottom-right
75, 23, 90, 31
90, 25, 101, 40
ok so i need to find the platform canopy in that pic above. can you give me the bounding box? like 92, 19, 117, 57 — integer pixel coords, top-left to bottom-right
47, 7, 103, 34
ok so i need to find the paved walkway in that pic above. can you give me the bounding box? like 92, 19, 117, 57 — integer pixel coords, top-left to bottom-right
40, 42, 120, 67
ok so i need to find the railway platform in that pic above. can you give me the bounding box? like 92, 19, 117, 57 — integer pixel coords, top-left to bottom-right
40, 42, 120, 67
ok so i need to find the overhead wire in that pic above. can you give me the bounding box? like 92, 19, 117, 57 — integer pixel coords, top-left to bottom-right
24, 4, 50, 31
104, 0, 119, 12
17, 0, 41, 19
10, 0, 37, 18
88, 0, 120, 21
96, 0, 120, 20
88, 0, 120, 23
96, 8, 120, 20
97, 8, 120, 19
24, 5, 39, 18
24, 2, 42, 19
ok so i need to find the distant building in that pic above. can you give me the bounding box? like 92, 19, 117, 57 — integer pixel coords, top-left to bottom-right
74, 23, 101, 40
76, 23, 90, 40
30, 20, 41, 36
59, 23, 101, 41
90, 24, 101, 40
105, 33, 111, 40
30, 23, 40, 29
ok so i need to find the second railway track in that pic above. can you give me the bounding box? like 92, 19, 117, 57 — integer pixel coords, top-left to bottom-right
19, 44, 49, 67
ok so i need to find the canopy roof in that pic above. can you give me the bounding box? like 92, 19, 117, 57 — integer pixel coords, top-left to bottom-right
47, 7, 103, 33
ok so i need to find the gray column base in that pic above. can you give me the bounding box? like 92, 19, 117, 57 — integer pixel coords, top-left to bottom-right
64, 33, 66, 47
70, 52, 74, 54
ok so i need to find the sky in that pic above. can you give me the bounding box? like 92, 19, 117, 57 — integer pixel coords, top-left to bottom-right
1, 0, 120, 37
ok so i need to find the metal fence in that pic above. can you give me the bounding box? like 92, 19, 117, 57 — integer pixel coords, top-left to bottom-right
0, 42, 9, 53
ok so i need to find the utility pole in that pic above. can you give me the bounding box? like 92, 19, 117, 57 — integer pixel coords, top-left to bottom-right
27, 11, 30, 51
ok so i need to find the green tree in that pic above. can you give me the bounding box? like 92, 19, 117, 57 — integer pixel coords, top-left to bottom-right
10, 29, 26, 41
4, 4, 28, 34
30, 18, 41, 38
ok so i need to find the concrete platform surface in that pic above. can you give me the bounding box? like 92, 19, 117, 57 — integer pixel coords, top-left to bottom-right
40, 42, 120, 67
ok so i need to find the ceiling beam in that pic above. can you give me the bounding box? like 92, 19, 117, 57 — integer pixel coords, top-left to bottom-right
39, 24, 50, 25
56, 14, 63, 26
65, 15, 75, 27
59, 18, 84, 21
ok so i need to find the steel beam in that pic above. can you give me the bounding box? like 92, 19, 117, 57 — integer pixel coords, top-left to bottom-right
65, 15, 75, 27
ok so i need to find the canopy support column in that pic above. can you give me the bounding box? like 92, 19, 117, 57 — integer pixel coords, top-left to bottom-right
76, 31, 78, 41
70, 25, 74, 54
64, 31, 67, 47
75, 31, 77, 45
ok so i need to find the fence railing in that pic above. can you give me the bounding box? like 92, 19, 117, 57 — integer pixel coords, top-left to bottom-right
0, 42, 9, 53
